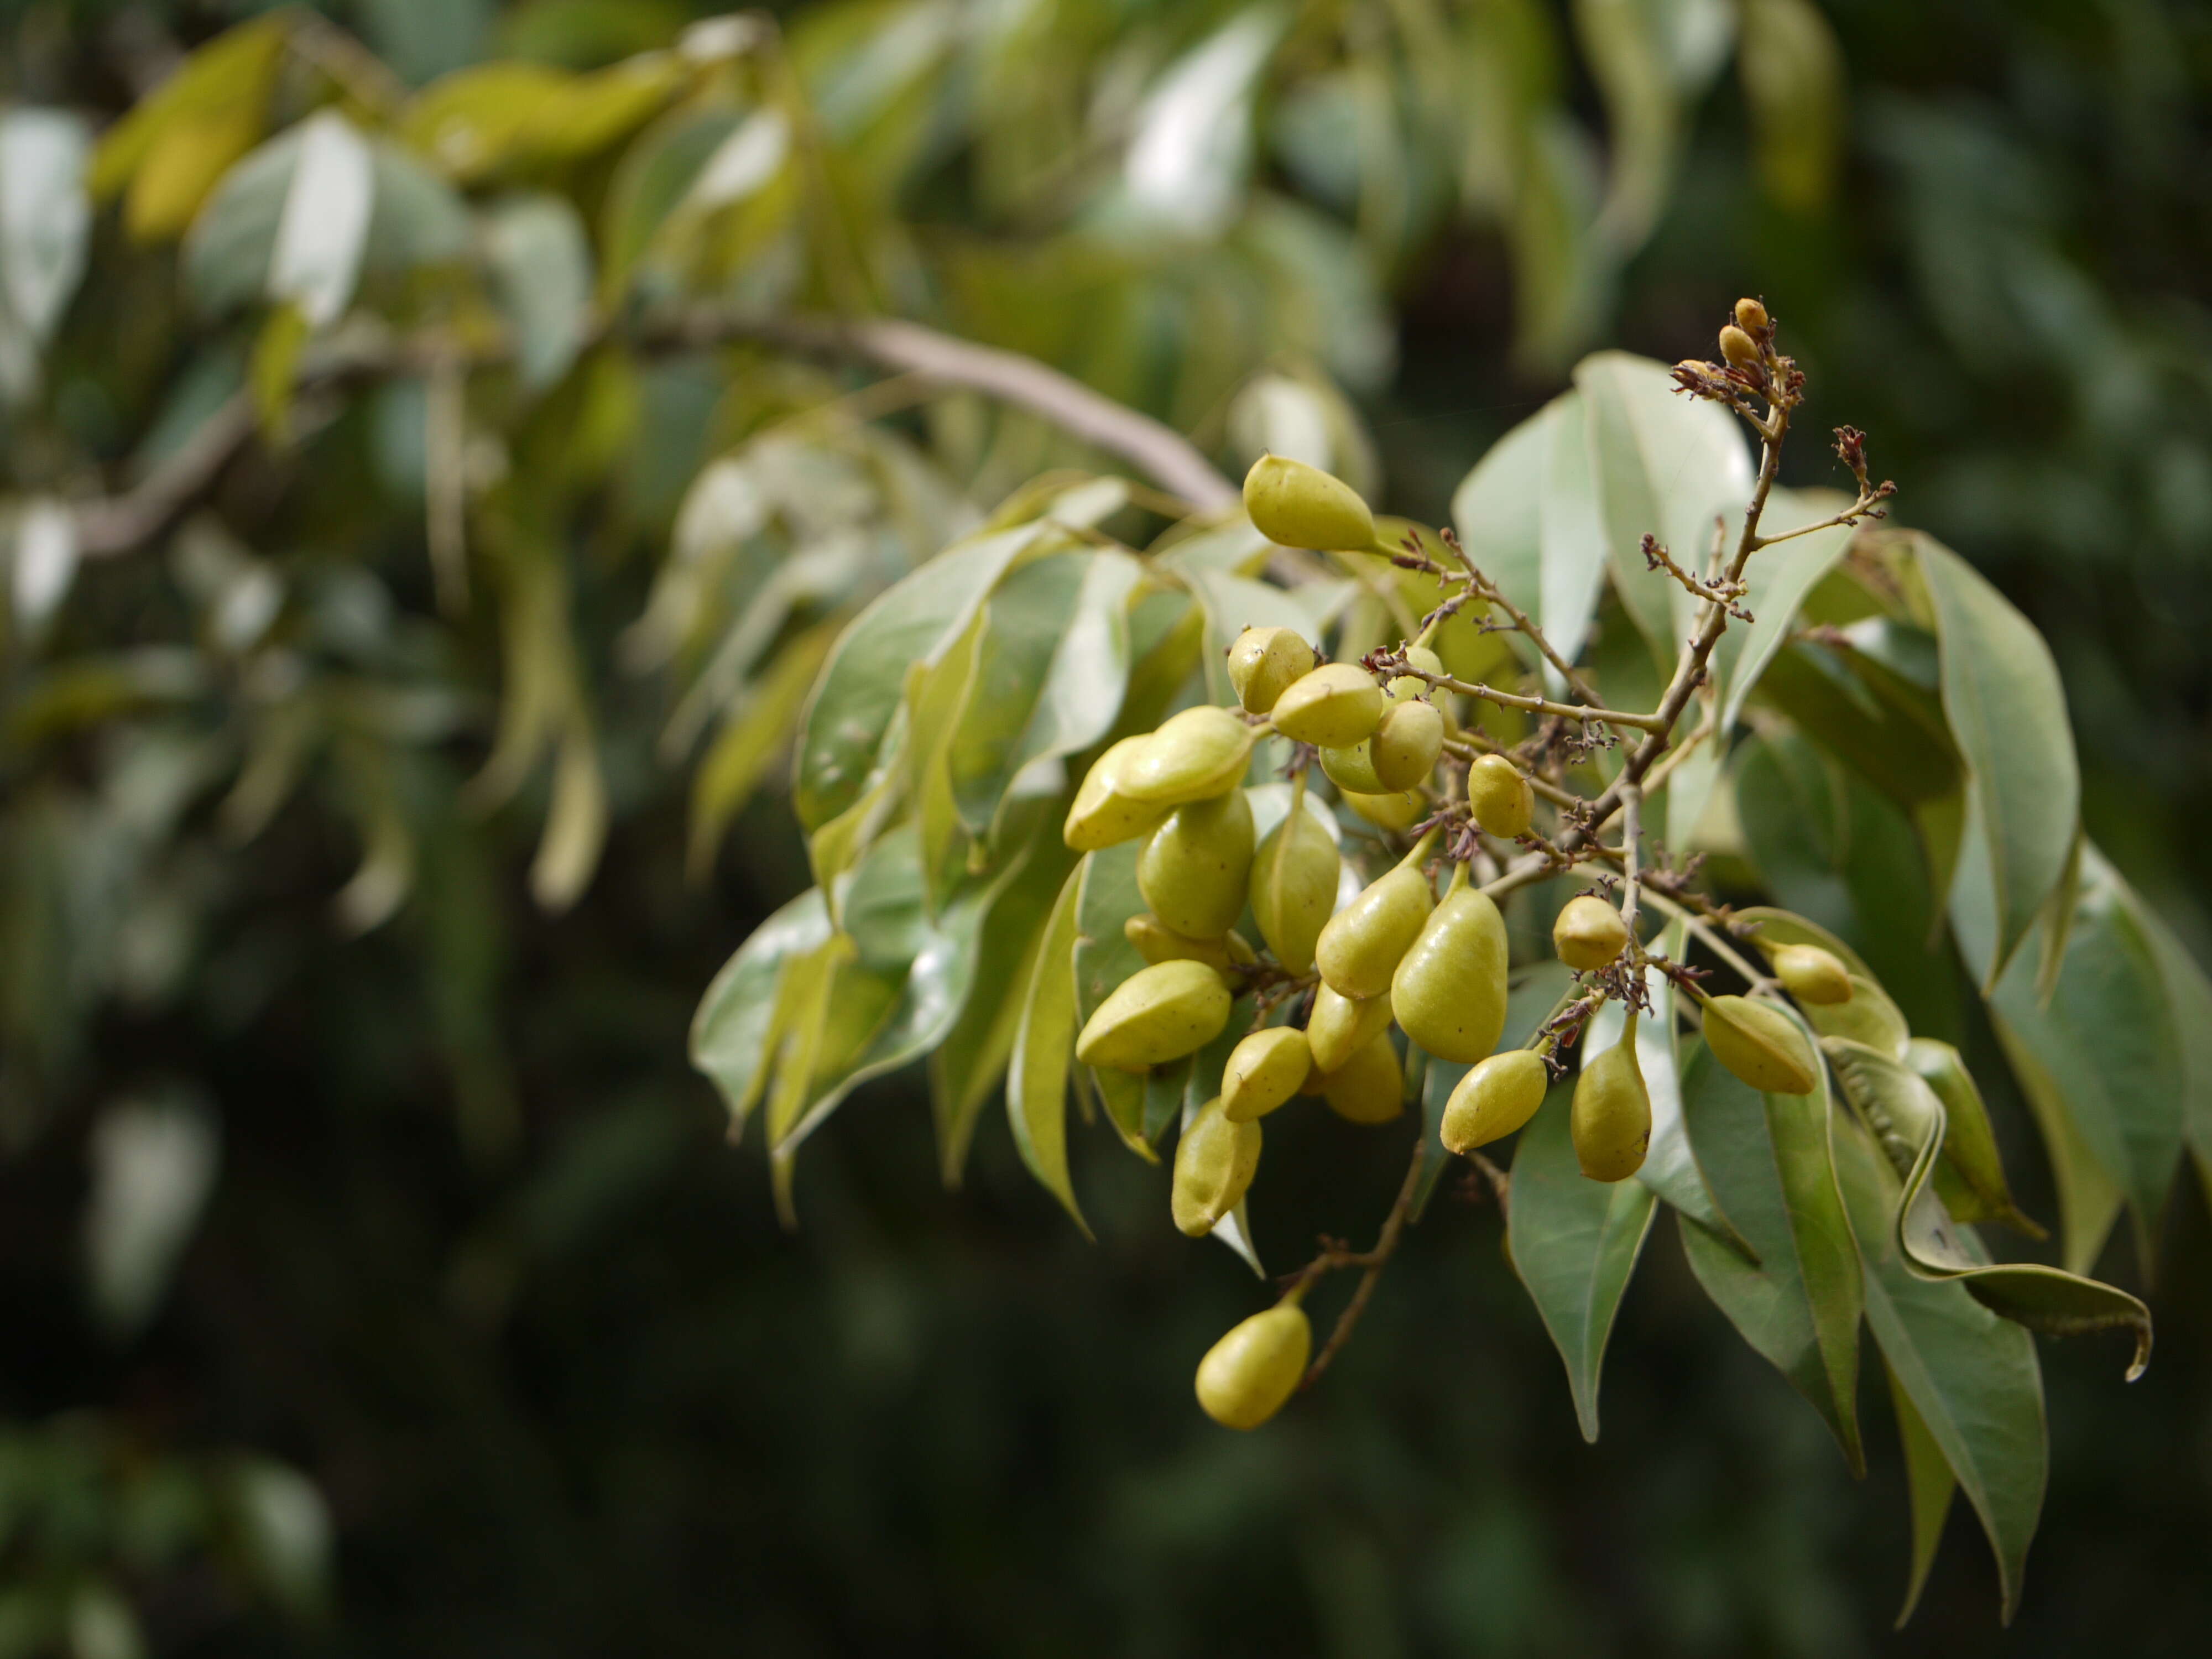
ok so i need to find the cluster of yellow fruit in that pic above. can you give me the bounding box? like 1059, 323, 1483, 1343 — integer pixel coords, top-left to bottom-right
1066, 451, 1853, 1433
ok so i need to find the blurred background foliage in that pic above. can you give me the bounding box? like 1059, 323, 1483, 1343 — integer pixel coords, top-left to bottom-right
2, 0, 2210, 1653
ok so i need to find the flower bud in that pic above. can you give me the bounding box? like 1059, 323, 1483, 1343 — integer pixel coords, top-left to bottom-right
1222, 1027, 1310, 1123
1064, 736, 1173, 851
1573, 1017, 1651, 1181
1195, 1303, 1311, 1430
1719, 324, 1760, 371
1270, 664, 1385, 748
1075, 959, 1233, 1073
1138, 789, 1255, 940
1248, 801, 1339, 973
1117, 706, 1255, 805
1171, 1097, 1261, 1236
1442, 1050, 1550, 1152
1703, 995, 1819, 1096
1770, 942, 1852, 1006
1465, 753, 1534, 839
1226, 626, 1314, 715
1316, 864, 1434, 1000
1242, 454, 1379, 553
1553, 894, 1628, 973
1734, 297, 1768, 335
1392, 884, 1509, 1063
1306, 983, 1394, 1074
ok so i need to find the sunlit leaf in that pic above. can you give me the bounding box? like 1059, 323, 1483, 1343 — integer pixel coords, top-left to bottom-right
1005, 859, 1089, 1230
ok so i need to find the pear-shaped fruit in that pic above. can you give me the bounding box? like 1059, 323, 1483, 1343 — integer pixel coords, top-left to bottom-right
1370, 700, 1444, 792
1172, 1097, 1261, 1236
1075, 960, 1233, 1073
1227, 627, 1314, 715
1391, 882, 1509, 1063
1573, 1016, 1651, 1181
1243, 454, 1378, 554
1316, 864, 1434, 1000
1770, 943, 1853, 1006
1317, 739, 1387, 796
1466, 753, 1534, 839
1248, 801, 1339, 974
1270, 664, 1385, 748
1339, 787, 1426, 832
1065, 736, 1172, 851
1117, 706, 1254, 805
1320, 1031, 1404, 1124
1195, 1303, 1311, 1430
1553, 894, 1629, 972
1442, 1050, 1550, 1152
1704, 995, 1819, 1095
1124, 915, 1255, 973
1223, 1027, 1311, 1123
1306, 983, 1394, 1074
1138, 789, 1255, 940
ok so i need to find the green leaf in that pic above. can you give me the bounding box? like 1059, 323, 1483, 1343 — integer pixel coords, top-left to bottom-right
1752, 637, 1960, 808
1917, 535, 2079, 985
792, 521, 1048, 832
1886, 1357, 1955, 1628
2140, 912, 2212, 1217
1679, 1039, 1865, 1472
484, 192, 593, 392
1507, 1077, 1659, 1442
1832, 1114, 2047, 1625
1573, 350, 1754, 667
1005, 858, 1090, 1232
689, 887, 834, 1135
1715, 487, 1855, 728
1452, 390, 1608, 679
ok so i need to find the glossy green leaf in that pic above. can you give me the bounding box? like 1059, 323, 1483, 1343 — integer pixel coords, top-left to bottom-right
1005, 858, 1089, 1232
1716, 487, 1856, 728
1917, 535, 2079, 985
1679, 1038, 1865, 1472
1752, 637, 1961, 807
1833, 1115, 2047, 1625
1886, 1357, 1955, 1628
688, 886, 834, 1136
1508, 1076, 1659, 1442
2140, 912, 2212, 1217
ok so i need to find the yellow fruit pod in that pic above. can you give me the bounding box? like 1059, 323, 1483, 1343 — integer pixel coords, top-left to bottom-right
1195, 1303, 1311, 1430
1124, 915, 1255, 974
1075, 960, 1234, 1073
1466, 753, 1534, 839
1242, 454, 1379, 554
1226, 627, 1315, 715
1064, 737, 1173, 851
1137, 789, 1255, 940
1370, 700, 1444, 792
1223, 1027, 1311, 1123
1270, 664, 1385, 748
1248, 802, 1339, 974
1391, 881, 1509, 1063
1573, 1016, 1652, 1181
1553, 894, 1629, 973
1339, 787, 1426, 832
1321, 1031, 1404, 1124
1442, 1050, 1550, 1153
1317, 740, 1386, 796
1306, 983, 1395, 1074
1171, 1097, 1262, 1236
1704, 995, 1820, 1095
1316, 863, 1434, 1000
1767, 942, 1853, 1006
1117, 706, 1256, 805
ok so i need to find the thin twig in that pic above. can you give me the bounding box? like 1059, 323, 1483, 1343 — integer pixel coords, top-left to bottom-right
1287, 1141, 1427, 1391
1386, 661, 1667, 733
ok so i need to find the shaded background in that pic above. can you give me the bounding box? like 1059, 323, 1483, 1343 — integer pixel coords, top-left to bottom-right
3, 1, 2211, 1653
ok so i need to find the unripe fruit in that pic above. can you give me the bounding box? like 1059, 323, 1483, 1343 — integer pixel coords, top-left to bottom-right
1770, 942, 1852, 1006
1553, 894, 1629, 972
1370, 700, 1444, 792
1466, 753, 1535, 839
1734, 297, 1768, 334
1270, 664, 1385, 748
1317, 740, 1387, 796
1391, 883, 1509, 1063
1222, 1027, 1311, 1123
1573, 1016, 1651, 1181
1248, 803, 1339, 973
1065, 737, 1173, 851
1171, 1097, 1261, 1236
1118, 705, 1255, 805
1195, 1303, 1311, 1430
1124, 914, 1256, 973
1316, 864, 1434, 1000
1339, 787, 1426, 832
1442, 1050, 1550, 1152
1719, 323, 1760, 371
1320, 1031, 1404, 1124
1703, 995, 1819, 1095
1306, 983, 1395, 1074
1227, 626, 1315, 715
1242, 454, 1378, 554
1138, 789, 1255, 940
1075, 959, 1233, 1073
